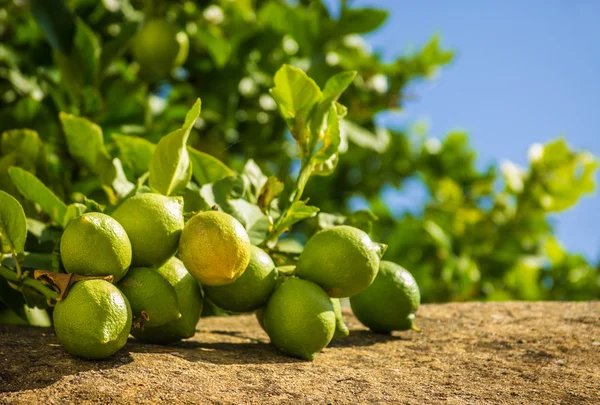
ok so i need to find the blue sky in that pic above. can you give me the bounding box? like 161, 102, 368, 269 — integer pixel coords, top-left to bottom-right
336, 0, 600, 260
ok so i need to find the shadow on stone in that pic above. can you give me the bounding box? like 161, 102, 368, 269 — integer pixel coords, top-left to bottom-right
0, 325, 133, 392
329, 329, 405, 348
125, 337, 302, 365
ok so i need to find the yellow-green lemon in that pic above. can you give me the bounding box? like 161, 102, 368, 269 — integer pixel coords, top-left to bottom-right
117, 267, 181, 328
60, 212, 132, 282
131, 19, 189, 79
263, 277, 335, 361
179, 211, 251, 286
350, 261, 421, 333
53, 280, 132, 359
296, 226, 385, 298
203, 246, 277, 312
131, 257, 203, 344
112, 193, 184, 267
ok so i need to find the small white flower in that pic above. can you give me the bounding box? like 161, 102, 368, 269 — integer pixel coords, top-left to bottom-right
31, 88, 43, 102
238, 77, 258, 97
424, 138, 442, 154
203, 5, 224, 25
366, 74, 388, 94
501, 160, 524, 193
259, 94, 277, 111
282, 36, 299, 55
325, 52, 341, 66
149, 95, 167, 114
343, 34, 371, 53
102, 0, 119, 13
528, 143, 544, 163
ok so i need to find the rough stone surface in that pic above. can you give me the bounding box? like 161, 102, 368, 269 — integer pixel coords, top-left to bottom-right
1, 302, 598, 404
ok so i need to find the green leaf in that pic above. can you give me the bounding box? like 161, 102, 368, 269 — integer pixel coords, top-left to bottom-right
270, 65, 322, 150
341, 120, 390, 153
1, 129, 43, 172
533, 138, 598, 212
310, 71, 356, 139
0, 191, 27, 254
183, 183, 211, 213
113, 134, 156, 177
63, 203, 87, 227
271, 201, 319, 242
241, 160, 268, 202
188, 146, 234, 186
199, 175, 269, 244
59, 112, 112, 174
313, 104, 342, 176
149, 99, 201, 196
30, 0, 76, 53
8, 167, 67, 227
337, 8, 389, 36
54, 19, 100, 103
321, 71, 357, 106
197, 27, 232, 69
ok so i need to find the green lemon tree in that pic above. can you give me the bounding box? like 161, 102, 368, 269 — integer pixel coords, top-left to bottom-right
0, 0, 598, 329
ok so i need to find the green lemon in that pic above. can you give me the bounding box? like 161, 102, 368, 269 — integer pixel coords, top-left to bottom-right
60, 212, 132, 282
117, 267, 181, 328
179, 211, 251, 286
296, 226, 385, 298
263, 277, 335, 361
53, 280, 132, 359
203, 246, 277, 312
131, 19, 188, 79
350, 261, 421, 333
131, 257, 203, 344
112, 193, 184, 267
331, 298, 349, 339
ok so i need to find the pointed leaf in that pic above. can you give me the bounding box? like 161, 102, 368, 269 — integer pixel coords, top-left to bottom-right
1, 129, 43, 172
337, 8, 389, 36
270, 65, 321, 150
113, 134, 156, 177
149, 99, 201, 196
0, 191, 27, 254
274, 201, 319, 237
63, 203, 87, 228
187, 146, 233, 186
8, 167, 67, 227
59, 113, 111, 173
313, 104, 341, 176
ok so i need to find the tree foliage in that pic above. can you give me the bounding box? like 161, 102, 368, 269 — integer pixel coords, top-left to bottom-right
0, 0, 598, 326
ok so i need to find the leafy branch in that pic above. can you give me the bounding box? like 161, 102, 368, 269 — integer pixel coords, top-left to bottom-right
262, 65, 356, 248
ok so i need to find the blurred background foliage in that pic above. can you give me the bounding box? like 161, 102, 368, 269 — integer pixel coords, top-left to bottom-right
0, 0, 598, 303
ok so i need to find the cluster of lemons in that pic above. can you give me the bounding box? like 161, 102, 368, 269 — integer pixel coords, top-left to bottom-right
54, 193, 420, 361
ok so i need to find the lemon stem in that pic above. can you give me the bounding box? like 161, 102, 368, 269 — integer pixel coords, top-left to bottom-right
0, 265, 59, 300
373, 243, 388, 259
